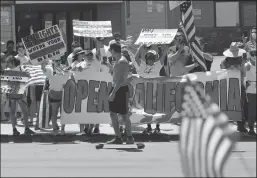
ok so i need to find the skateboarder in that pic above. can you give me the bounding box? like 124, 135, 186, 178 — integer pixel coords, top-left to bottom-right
106, 41, 134, 144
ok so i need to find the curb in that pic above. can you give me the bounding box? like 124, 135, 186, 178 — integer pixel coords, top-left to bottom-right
1, 132, 256, 143
0, 133, 179, 143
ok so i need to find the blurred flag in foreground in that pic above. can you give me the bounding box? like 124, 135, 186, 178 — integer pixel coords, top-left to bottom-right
21, 65, 49, 86
179, 78, 236, 177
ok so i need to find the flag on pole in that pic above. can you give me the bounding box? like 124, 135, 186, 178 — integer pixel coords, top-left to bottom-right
21, 65, 49, 86
169, 1, 186, 11
179, 0, 207, 71
179, 79, 236, 177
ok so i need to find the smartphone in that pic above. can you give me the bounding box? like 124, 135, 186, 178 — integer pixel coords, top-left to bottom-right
243, 30, 248, 38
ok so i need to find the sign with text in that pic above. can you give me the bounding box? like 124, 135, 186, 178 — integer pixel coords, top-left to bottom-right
0, 70, 29, 94
134, 29, 178, 45
61, 69, 242, 124
21, 25, 66, 65
73, 20, 112, 38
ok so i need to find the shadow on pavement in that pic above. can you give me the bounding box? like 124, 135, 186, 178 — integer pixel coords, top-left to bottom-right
103, 148, 143, 152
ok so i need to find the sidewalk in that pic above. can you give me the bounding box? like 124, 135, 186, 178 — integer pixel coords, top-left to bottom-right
1, 119, 255, 143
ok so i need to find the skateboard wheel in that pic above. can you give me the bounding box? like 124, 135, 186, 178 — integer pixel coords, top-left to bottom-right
137, 143, 145, 149
96, 144, 104, 149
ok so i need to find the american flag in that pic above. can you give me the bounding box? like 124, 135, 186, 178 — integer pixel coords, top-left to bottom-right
179, 79, 236, 177
180, 0, 207, 71
21, 65, 48, 86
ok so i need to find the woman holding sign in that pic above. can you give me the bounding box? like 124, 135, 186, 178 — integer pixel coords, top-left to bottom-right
5, 55, 35, 135
133, 44, 169, 134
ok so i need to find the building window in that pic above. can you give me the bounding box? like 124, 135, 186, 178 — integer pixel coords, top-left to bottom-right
216, 2, 240, 27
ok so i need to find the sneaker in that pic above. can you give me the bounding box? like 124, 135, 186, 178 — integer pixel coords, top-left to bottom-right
153, 127, 161, 134
142, 127, 152, 134
13, 128, 20, 136
106, 137, 123, 144
93, 127, 100, 134
248, 130, 256, 136
24, 128, 35, 135
126, 136, 134, 144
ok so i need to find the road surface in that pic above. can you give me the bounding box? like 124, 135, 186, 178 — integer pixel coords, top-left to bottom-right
1, 142, 256, 177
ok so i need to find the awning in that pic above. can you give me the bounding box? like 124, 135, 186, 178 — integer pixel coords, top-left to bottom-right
15, 1, 123, 4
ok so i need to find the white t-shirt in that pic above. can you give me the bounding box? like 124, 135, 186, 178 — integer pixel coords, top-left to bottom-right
15, 55, 30, 65
245, 62, 256, 94
92, 45, 112, 61
135, 60, 162, 78
67, 52, 74, 67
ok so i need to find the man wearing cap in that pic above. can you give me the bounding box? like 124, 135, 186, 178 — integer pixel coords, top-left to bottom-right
106, 42, 134, 144
220, 42, 249, 133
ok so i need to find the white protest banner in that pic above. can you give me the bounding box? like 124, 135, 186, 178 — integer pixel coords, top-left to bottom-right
21, 25, 66, 65
61, 69, 242, 124
134, 29, 178, 45
169, 1, 186, 11
73, 20, 112, 38
0, 70, 30, 94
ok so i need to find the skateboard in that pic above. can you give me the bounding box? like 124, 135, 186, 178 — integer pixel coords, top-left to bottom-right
95, 142, 145, 150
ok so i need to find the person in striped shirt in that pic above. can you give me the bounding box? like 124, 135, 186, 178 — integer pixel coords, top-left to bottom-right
5, 55, 35, 136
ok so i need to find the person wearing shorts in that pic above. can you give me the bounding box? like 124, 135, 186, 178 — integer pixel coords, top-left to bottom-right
106, 42, 134, 144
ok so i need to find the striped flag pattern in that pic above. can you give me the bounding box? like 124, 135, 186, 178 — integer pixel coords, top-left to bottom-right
21, 65, 48, 86
179, 79, 236, 177
179, 0, 207, 71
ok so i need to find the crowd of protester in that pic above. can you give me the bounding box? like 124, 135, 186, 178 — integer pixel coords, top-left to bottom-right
0, 27, 256, 137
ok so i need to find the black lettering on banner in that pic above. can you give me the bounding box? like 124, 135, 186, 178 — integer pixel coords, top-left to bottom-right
196, 82, 204, 89
175, 82, 187, 112
220, 79, 227, 111
75, 80, 88, 113
156, 83, 164, 113
164, 82, 176, 113
135, 83, 145, 109
63, 79, 76, 114
145, 82, 155, 114
87, 80, 100, 113
228, 78, 241, 111
142, 29, 154, 33
97, 81, 112, 113
205, 80, 219, 106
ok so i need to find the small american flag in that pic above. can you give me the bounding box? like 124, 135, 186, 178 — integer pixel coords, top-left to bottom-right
21, 65, 48, 86
179, 79, 236, 177
180, 0, 207, 71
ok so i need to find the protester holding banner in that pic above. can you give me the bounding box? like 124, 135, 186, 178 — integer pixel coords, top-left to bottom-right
221, 42, 249, 133
15, 42, 31, 65
5, 55, 34, 135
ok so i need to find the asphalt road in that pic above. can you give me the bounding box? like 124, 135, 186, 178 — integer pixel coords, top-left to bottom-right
1, 142, 256, 177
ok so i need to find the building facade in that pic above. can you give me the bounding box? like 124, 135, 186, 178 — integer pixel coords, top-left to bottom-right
167, 1, 256, 55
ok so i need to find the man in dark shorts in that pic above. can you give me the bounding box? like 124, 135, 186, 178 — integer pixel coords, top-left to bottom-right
106, 42, 134, 144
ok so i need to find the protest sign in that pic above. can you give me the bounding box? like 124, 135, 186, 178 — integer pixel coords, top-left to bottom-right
61, 69, 242, 124
0, 70, 29, 94
134, 29, 178, 45
21, 25, 66, 65
73, 20, 112, 38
